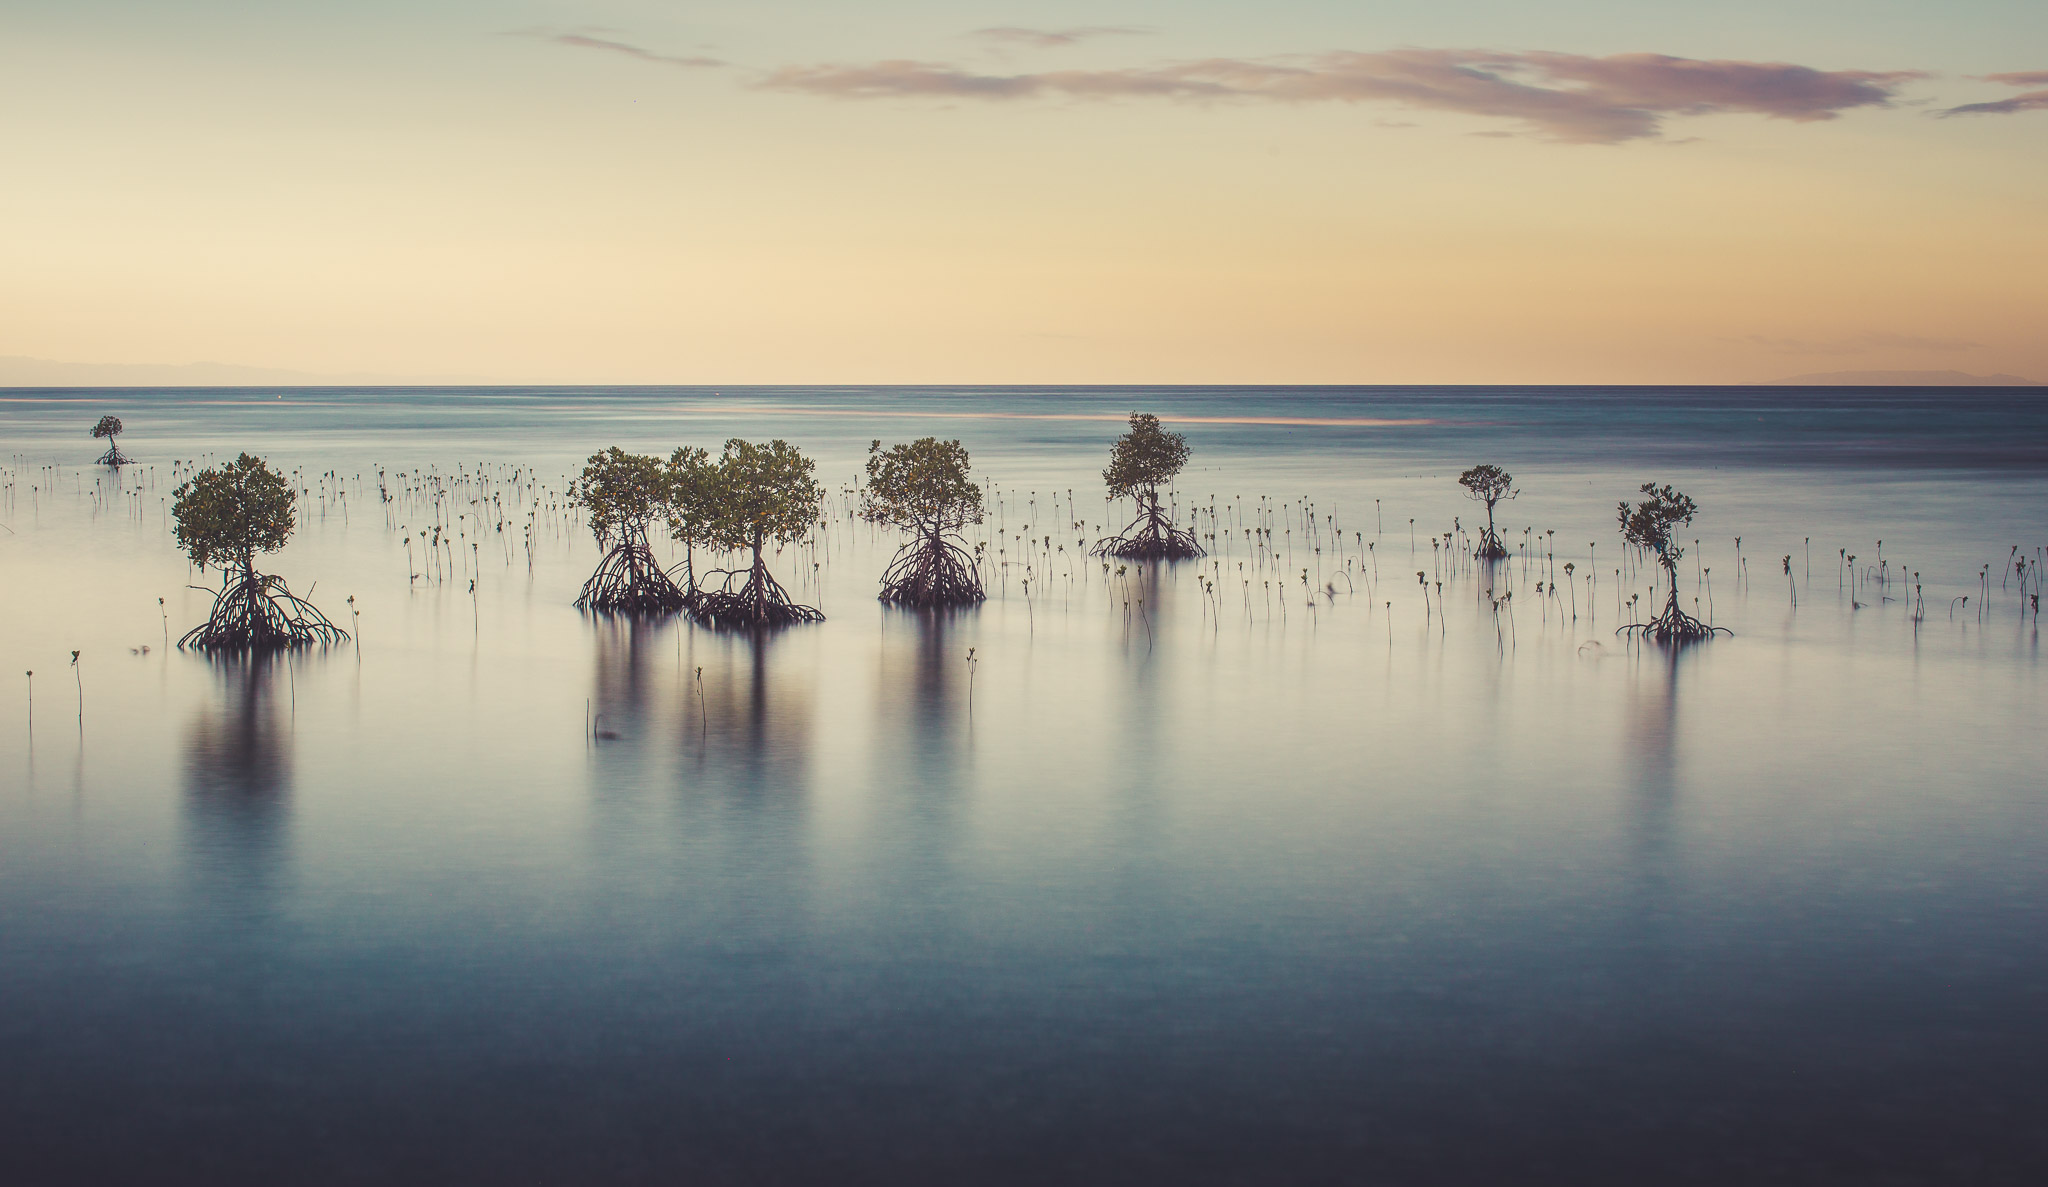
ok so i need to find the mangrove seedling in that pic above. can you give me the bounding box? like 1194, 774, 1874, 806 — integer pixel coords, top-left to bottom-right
1092, 412, 1202, 561
1616, 482, 1728, 644
1458, 464, 1515, 558
860, 437, 985, 606
173, 453, 347, 651
570, 447, 693, 615
687, 439, 826, 629
91, 415, 130, 466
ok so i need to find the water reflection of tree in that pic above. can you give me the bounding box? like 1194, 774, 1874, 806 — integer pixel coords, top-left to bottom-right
182, 655, 294, 905
589, 615, 672, 744
1620, 645, 1686, 988
873, 608, 966, 790
681, 629, 814, 800
1624, 647, 1682, 822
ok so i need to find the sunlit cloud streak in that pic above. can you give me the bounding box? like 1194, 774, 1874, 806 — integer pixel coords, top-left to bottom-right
516, 29, 724, 69
760, 49, 1920, 142
1940, 93, 2048, 116
1941, 70, 2048, 116
971, 27, 1151, 49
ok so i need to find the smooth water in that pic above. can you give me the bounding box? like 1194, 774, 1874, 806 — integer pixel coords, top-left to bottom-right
2, 387, 2044, 1184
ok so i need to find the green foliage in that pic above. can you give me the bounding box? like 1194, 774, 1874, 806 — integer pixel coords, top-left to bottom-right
1459, 464, 1514, 507
663, 444, 714, 542
571, 447, 669, 547
860, 437, 982, 536
172, 453, 296, 573
1618, 483, 1699, 565
91, 415, 123, 440
1102, 412, 1190, 503
692, 439, 823, 553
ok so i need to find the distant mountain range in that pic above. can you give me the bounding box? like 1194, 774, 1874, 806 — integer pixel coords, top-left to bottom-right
1765, 369, 2043, 387
0, 354, 488, 386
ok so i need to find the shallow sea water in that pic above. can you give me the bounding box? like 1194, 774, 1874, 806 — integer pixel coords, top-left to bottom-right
1, 387, 2044, 1184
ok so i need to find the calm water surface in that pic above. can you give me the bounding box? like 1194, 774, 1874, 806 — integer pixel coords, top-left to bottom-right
2, 387, 2044, 1184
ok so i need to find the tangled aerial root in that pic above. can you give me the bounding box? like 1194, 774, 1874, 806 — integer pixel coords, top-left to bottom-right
99, 445, 130, 467
1475, 531, 1508, 560
879, 536, 983, 606
181, 571, 348, 651
1091, 509, 1203, 562
1618, 593, 1730, 645
577, 542, 693, 615
691, 565, 823, 630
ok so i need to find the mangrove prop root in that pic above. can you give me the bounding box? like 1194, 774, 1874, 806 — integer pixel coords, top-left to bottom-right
1475, 530, 1508, 559
98, 444, 131, 467
1617, 590, 1730, 645
690, 564, 823, 630
1091, 506, 1204, 561
576, 541, 693, 615
180, 571, 348, 651
879, 534, 984, 606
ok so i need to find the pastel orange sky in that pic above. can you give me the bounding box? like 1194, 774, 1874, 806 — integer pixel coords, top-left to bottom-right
3, 1, 2043, 384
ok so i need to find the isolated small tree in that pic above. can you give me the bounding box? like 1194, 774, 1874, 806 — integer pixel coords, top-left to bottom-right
570, 447, 692, 614
1617, 482, 1728, 643
1092, 412, 1201, 560
688, 439, 825, 629
1459, 464, 1515, 559
91, 415, 129, 466
861, 437, 984, 606
173, 453, 346, 650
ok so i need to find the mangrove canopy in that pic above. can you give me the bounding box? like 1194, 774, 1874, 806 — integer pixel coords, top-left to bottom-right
687, 439, 825, 630
1459, 464, 1515, 559
1617, 482, 1727, 644
1093, 412, 1201, 560
570, 447, 693, 614
860, 437, 985, 606
173, 453, 346, 650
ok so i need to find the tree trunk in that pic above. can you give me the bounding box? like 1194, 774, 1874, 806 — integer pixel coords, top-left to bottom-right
751, 529, 766, 620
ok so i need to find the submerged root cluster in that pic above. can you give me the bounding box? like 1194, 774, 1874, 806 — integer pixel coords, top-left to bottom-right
181, 570, 348, 652
1092, 509, 1204, 562
577, 542, 694, 615
879, 536, 983, 607
1619, 593, 1730, 645
691, 565, 824, 630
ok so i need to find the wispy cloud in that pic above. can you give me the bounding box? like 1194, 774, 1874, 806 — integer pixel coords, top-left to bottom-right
759, 49, 1919, 143
1940, 70, 2048, 116
514, 28, 724, 70
971, 27, 1151, 49
1743, 332, 1983, 356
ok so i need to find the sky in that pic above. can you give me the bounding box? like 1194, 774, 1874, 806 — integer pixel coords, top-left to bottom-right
2, 0, 2044, 384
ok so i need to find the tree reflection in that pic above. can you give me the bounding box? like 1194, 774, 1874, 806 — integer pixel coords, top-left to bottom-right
182, 654, 294, 904
680, 629, 814, 799
873, 608, 967, 788
588, 614, 669, 746
1620, 645, 1687, 981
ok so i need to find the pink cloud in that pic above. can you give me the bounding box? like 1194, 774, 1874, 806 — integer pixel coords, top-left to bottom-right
516, 29, 723, 69
760, 48, 1919, 143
